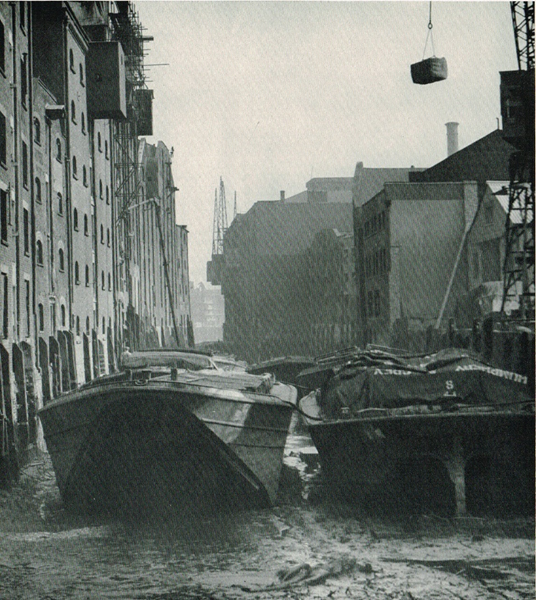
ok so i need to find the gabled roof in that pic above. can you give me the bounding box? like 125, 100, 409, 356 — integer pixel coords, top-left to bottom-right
409, 130, 516, 184
229, 201, 353, 256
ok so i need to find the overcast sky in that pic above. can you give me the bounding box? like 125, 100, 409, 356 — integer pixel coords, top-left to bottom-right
135, 1, 518, 285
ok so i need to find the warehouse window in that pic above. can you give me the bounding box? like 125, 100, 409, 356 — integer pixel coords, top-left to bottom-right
0, 189, 8, 244
0, 111, 6, 166
83, 165, 88, 187
72, 156, 77, 179
73, 208, 79, 231
1, 272, 8, 338
33, 117, 41, 145
75, 261, 80, 285
38, 303, 44, 332
105, 140, 108, 159
69, 49, 75, 73
20, 55, 27, 107
101, 270, 105, 290
71, 100, 76, 124
106, 185, 110, 205
58, 248, 65, 272
36, 239, 44, 266
107, 228, 110, 247
56, 139, 62, 162
22, 142, 28, 188
99, 180, 103, 199
60, 304, 66, 328
35, 177, 42, 204
85, 264, 90, 287
108, 272, 111, 290
76, 316, 80, 336
79, 63, 84, 86
23, 208, 29, 255
84, 214, 89, 236
100, 224, 104, 244
81, 112, 86, 135
97, 132, 102, 152
0, 20, 5, 75
57, 192, 63, 215
25, 280, 30, 336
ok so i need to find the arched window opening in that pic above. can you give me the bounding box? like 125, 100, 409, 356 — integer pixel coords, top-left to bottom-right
33, 117, 41, 144
75, 261, 80, 284
84, 214, 89, 236
36, 239, 44, 265
58, 248, 65, 272
61, 304, 66, 328
35, 177, 42, 203
85, 264, 90, 286
38, 303, 44, 332
73, 208, 79, 231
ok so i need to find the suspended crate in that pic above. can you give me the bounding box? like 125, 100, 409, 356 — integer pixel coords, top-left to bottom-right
411, 2, 448, 85
411, 56, 448, 85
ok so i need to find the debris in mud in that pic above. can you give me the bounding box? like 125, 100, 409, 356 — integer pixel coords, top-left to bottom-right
241, 555, 359, 592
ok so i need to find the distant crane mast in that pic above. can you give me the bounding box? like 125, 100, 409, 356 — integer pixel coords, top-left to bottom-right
501, 1, 534, 320
212, 176, 228, 256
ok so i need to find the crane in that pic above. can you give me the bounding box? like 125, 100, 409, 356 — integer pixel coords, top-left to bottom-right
207, 177, 228, 286
500, 1, 534, 321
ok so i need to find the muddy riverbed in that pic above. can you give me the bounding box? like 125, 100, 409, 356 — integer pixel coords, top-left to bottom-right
0, 432, 533, 600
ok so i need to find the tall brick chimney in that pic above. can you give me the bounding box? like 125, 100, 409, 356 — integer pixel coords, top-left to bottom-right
446, 122, 459, 157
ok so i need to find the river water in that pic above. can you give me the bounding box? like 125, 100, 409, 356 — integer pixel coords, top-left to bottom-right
0, 427, 533, 600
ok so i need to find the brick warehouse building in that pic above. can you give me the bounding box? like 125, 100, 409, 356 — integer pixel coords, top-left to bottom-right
0, 2, 191, 479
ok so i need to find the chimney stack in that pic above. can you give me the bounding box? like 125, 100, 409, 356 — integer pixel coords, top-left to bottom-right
280, 190, 285, 202
446, 122, 459, 157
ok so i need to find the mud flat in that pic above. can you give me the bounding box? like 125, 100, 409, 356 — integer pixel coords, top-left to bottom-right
0, 446, 533, 600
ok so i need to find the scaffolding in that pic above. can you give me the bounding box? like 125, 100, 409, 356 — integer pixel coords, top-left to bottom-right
108, 1, 153, 351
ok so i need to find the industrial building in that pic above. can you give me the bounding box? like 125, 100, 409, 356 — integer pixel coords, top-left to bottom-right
0, 1, 191, 480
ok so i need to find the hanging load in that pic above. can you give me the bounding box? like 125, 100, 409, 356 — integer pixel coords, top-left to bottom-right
411, 2, 448, 85
411, 56, 448, 85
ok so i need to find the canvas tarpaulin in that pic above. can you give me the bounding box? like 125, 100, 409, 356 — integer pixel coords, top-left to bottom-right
320, 348, 532, 418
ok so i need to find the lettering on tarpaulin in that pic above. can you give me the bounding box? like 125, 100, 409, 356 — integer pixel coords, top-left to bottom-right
443, 379, 457, 397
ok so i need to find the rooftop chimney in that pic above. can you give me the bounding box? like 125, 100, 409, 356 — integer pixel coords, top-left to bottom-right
446, 122, 459, 157
280, 190, 285, 202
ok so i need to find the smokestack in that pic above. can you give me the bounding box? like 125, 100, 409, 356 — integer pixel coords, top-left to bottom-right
446, 122, 459, 157
280, 190, 285, 202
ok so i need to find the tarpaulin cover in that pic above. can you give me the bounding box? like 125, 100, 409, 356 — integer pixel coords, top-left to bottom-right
320, 348, 532, 418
